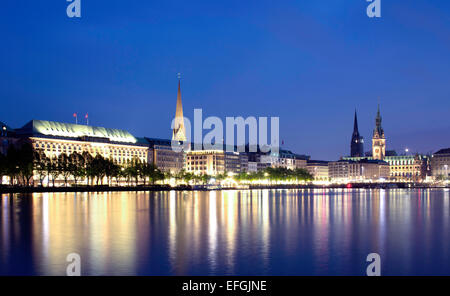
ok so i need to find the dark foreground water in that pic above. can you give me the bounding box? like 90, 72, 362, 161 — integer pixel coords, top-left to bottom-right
1, 189, 449, 276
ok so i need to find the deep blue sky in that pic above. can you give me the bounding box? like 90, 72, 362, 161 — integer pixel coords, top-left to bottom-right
1, 1, 449, 160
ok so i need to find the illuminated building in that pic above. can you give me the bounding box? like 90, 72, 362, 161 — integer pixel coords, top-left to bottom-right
246, 151, 268, 172
350, 110, 364, 157
372, 104, 386, 160
185, 150, 242, 176
239, 153, 249, 172
348, 159, 390, 181
328, 160, 350, 183
145, 138, 184, 173
384, 155, 427, 182
16, 120, 148, 165
260, 149, 309, 170
344, 153, 428, 182
307, 160, 329, 182
329, 159, 389, 183
430, 148, 450, 179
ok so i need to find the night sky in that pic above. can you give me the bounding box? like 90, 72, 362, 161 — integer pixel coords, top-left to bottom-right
1, 1, 449, 160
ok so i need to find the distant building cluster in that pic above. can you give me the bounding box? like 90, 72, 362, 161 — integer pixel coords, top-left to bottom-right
340, 105, 447, 183
0, 80, 308, 186
1, 81, 449, 186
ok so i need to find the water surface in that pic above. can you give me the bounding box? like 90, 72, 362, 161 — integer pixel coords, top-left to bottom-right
1, 189, 449, 275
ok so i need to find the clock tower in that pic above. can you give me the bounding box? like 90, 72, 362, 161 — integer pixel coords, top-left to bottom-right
372, 104, 386, 160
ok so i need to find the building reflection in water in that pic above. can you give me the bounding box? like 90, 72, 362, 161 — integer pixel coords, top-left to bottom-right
1, 189, 450, 275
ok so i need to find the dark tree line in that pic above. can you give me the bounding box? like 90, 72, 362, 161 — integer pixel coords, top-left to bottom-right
0, 143, 313, 187
0, 143, 165, 187
168, 170, 226, 185
234, 167, 313, 184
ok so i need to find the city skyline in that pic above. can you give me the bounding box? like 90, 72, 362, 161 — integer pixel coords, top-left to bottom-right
1, 1, 450, 279
1, 83, 447, 161
1, 1, 449, 160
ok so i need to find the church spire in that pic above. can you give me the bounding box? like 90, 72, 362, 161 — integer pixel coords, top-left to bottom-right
353, 110, 359, 134
172, 74, 187, 142
350, 109, 364, 157
372, 103, 386, 160
374, 103, 384, 138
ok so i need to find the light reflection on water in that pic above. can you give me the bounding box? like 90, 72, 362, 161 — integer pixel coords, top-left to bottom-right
0, 189, 449, 275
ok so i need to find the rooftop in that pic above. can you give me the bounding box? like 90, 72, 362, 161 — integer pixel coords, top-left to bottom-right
16, 120, 138, 144
435, 148, 450, 155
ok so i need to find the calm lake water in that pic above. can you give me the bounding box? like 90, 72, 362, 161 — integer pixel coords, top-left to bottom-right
1, 189, 449, 276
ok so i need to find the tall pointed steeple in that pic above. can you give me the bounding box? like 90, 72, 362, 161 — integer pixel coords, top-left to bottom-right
372, 103, 386, 160
353, 110, 359, 134
172, 74, 187, 142
373, 104, 384, 138
350, 109, 364, 157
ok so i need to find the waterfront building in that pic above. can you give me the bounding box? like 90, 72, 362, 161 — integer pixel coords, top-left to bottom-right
247, 161, 269, 172
185, 150, 242, 176
295, 156, 308, 169
329, 159, 389, 183
430, 148, 450, 179
372, 104, 386, 160
350, 111, 364, 157
248, 161, 257, 172
225, 152, 242, 174
0, 119, 150, 185
328, 160, 350, 183
145, 138, 184, 173
306, 160, 329, 182
348, 159, 390, 181
384, 154, 427, 182
246, 151, 268, 172
344, 153, 428, 182
260, 149, 309, 170
16, 120, 148, 165
239, 153, 249, 172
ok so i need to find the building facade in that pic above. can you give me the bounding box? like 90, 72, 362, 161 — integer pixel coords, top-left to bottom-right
384, 155, 427, 182
430, 148, 450, 179
18, 120, 148, 165
328, 160, 350, 183
344, 154, 428, 182
348, 159, 390, 182
239, 153, 249, 172
185, 150, 243, 176
329, 159, 389, 183
307, 160, 329, 182
145, 138, 184, 173
260, 150, 309, 170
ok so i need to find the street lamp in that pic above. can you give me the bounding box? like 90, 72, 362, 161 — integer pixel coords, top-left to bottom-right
405, 148, 409, 154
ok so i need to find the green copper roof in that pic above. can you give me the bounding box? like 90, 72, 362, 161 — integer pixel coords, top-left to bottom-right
22, 120, 137, 144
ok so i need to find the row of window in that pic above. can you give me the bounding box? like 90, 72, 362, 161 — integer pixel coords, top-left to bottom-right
391, 172, 420, 177
34, 141, 146, 159
390, 166, 420, 171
